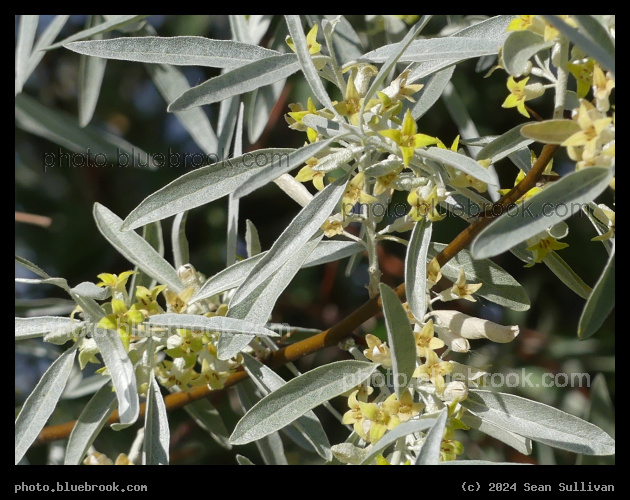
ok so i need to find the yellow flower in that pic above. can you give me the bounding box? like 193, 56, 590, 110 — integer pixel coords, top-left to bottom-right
83, 452, 134, 465
341, 171, 377, 215
295, 157, 326, 191
286, 23, 321, 55
525, 236, 569, 266
334, 70, 364, 125
407, 183, 445, 222
440, 426, 464, 462
438, 268, 483, 302
414, 319, 445, 358
341, 390, 373, 442
363, 334, 392, 367
592, 64, 615, 113
321, 214, 348, 237
502, 76, 531, 118
562, 100, 613, 157
379, 109, 440, 166
427, 257, 442, 286
373, 165, 403, 196
567, 58, 595, 98
97, 299, 145, 350
413, 349, 453, 392
439, 136, 488, 193
506, 15, 535, 32
132, 284, 166, 316
380, 70, 424, 103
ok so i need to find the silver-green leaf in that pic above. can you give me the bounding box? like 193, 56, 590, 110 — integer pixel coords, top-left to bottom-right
462, 390, 615, 455
471, 167, 614, 259
578, 241, 615, 339
415, 408, 448, 465
15, 346, 77, 464
230, 361, 378, 445
168, 54, 299, 111
94, 203, 184, 294
405, 219, 432, 322
379, 283, 416, 398
143, 376, 170, 465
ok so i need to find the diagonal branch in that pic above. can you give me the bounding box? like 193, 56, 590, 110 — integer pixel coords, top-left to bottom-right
36, 143, 559, 444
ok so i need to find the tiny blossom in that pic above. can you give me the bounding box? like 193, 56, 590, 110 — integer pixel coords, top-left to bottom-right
526, 235, 569, 266
501, 76, 544, 118
379, 109, 440, 167
414, 319, 445, 358
413, 349, 454, 392
427, 257, 442, 286
407, 181, 446, 222
562, 99, 614, 159
363, 333, 392, 367
295, 157, 325, 191
567, 58, 596, 98
321, 213, 348, 237
592, 64, 615, 113
83, 452, 134, 465
380, 70, 424, 102
438, 268, 483, 302
286, 23, 321, 55
341, 171, 377, 215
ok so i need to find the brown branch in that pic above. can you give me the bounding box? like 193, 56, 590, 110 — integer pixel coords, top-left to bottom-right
15, 212, 52, 228
36, 143, 559, 444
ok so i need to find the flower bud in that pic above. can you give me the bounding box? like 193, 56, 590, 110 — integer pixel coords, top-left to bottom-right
432, 310, 519, 343
443, 381, 469, 402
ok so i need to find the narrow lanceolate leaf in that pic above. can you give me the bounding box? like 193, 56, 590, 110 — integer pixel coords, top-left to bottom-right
91, 328, 139, 430
578, 241, 615, 339
182, 398, 231, 450
15, 316, 79, 341
247, 79, 285, 144
231, 361, 378, 445
78, 16, 107, 127
471, 167, 614, 259
234, 136, 344, 199
15, 15, 39, 93
48, 15, 149, 49
361, 17, 430, 123
122, 149, 293, 230
148, 314, 279, 337
168, 54, 299, 111
15, 346, 77, 464
129, 221, 164, 294
543, 15, 614, 76
405, 219, 432, 322
245, 220, 261, 258
361, 37, 500, 64
462, 390, 615, 455
146, 64, 218, 155
71, 281, 110, 300
415, 408, 448, 465
219, 238, 321, 359
543, 251, 591, 299
94, 203, 185, 294
411, 66, 455, 120
64, 382, 117, 464
242, 354, 332, 461
379, 283, 417, 398
573, 15, 615, 66
476, 124, 533, 163
407, 16, 514, 82
171, 211, 189, 270
236, 455, 255, 465
427, 243, 530, 311
502, 31, 554, 77
461, 411, 532, 455
66, 37, 279, 68
235, 382, 288, 465
15, 93, 148, 165
191, 239, 363, 303
521, 120, 581, 145
143, 376, 170, 465
285, 15, 335, 111
418, 147, 499, 186
360, 417, 438, 465
230, 176, 348, 310
26, 15, 69, 76
577, 374, 615, 465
